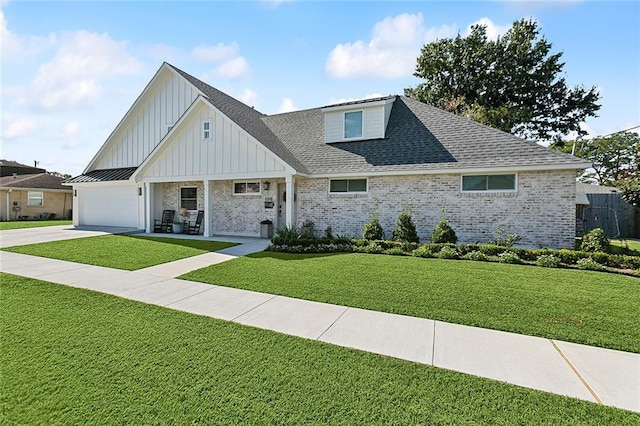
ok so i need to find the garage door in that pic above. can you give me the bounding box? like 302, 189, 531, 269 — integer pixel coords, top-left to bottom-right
79, 185, 139, 227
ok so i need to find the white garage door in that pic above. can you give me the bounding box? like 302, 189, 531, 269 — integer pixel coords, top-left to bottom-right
79, 185, 139, 227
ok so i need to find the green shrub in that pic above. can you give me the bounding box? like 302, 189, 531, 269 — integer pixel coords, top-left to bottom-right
363, 199, 384, 240
463, 251, 489, 261
412, 245, 435, 258
536, 254, 561, 268
577, 258, 605, 271
494, 226, 522, 247
479, 244, 506, 256
356, 242, 383, 254
300, 220, 315, 239
385, 247, 407, 256
499, 251, 522, 264
272, 226, 301, 245
557, 249, 582, 264
431, 219, 457, 244
581, 228, 610, 252
363, 218, 384, 240
324, 226, 333, 240
392, 205, 419, 243
437, 246, 458, 259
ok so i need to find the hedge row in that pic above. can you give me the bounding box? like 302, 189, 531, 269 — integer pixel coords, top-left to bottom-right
266, 240, 640, 275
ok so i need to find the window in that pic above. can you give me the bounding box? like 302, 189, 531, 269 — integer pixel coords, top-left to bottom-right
202, 120, 212, 140
344, 111, 363, 139
462, 174, 516, 191
234, 181, 261, 195
27, 191, 43, 206
330, 179, 367, 193
180, 187, 197, 210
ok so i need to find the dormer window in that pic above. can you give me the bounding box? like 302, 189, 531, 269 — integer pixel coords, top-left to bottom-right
344, 111, 363, 139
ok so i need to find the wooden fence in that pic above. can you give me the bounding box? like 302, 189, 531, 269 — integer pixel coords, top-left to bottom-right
580, 193, 639, 238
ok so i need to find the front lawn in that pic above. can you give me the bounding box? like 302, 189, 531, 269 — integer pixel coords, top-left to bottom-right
0, 220, 72, 230
2, 273, 636, 424
181, 252, 640, 353
2, 235, 237, 270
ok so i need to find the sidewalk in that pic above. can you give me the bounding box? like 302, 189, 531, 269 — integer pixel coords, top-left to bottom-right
1, 238, 638, 413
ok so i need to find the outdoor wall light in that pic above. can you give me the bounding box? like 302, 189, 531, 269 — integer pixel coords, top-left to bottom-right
263, 181, 271, 191
138, 187, 142, 196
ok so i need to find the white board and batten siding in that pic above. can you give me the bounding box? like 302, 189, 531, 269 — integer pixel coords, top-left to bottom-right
141, 102, 288, 180
93, 69, 200, 170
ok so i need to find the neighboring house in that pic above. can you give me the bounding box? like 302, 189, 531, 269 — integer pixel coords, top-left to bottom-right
67, 62, 590, 248
576, 183, 639, 238
1, 173, 73, 221
0, 159, 46, 177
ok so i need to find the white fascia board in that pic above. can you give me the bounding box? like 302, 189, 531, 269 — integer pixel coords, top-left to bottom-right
83, 62, 175, 174
321, 96, 396, 113
139, 170, 295, 183
308, 162, 593, 179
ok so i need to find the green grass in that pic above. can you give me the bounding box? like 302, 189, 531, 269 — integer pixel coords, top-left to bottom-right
2, 273, 637, 425
0, 220, 72, 230
2, 235, 237, 270
181, 252, 640, 353
609, 239, 640, 256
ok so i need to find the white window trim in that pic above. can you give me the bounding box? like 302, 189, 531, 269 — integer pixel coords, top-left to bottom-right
27, 191, 44, 206
460, 173, 518, 193
233, 180, 262, 196
201, 119, 212, 141
328, 178, 368, 194
343, 110, 364, 140
179, 186, 198, 211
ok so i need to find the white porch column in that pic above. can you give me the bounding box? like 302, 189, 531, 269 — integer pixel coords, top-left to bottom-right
144, 182, 153, 233
286, 175, 295, 228
203, 179, 212, 237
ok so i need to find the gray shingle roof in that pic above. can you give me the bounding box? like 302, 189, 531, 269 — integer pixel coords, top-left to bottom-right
261, 96, 587, 174
66, 167, 137, 183
0, 173, 71, 190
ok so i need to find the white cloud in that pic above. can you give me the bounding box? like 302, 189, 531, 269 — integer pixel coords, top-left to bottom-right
23, 30, 143, 111
325, 13, 457, 79
60, 121, 81, 148
0, 10, 56, 62
465, 17, 511, 40
190, 42, 238, 62
277, 97, 297, 113
1, 114, 36, 140
213, 56, 249, 79
238, 88, 258, 106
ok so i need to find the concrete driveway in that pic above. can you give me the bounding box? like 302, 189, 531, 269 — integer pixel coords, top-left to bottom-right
0, 225, 139, 248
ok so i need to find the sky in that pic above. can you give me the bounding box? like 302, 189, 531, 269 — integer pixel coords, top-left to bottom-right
1, 0, 639, 176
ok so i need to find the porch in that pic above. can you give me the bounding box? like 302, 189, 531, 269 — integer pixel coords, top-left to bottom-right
143, 176, 296, 238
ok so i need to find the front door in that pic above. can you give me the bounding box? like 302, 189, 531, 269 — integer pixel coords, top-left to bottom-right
277, 183, 287, 229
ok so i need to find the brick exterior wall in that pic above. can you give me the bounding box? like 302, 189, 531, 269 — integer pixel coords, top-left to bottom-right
161, 181, 205, 223
295, 171, 577, 249
210, 180, 278, 236
156, 171, 576, 248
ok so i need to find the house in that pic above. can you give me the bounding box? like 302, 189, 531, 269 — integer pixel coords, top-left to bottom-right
0, 159, 46, 177
66, 62, 590, 248
1, 164, 73, 221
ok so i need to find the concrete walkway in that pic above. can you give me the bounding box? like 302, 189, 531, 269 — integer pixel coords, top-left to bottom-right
0, 229, 638, 413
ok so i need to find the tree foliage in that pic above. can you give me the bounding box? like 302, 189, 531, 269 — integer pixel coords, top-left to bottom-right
550, 131, 640, 205
405, 19, 600, 143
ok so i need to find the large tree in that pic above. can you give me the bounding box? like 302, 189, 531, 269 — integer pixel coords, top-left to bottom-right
551, 131, 640, 205
405, 19, 601, 143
